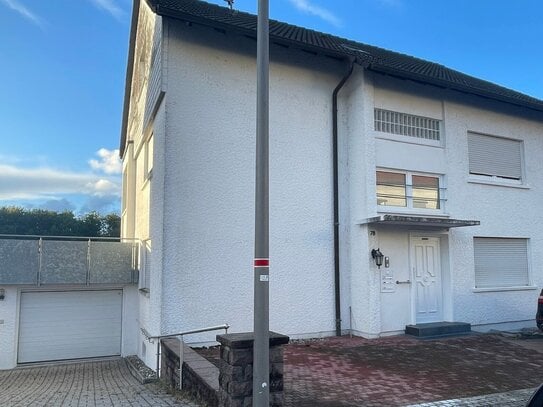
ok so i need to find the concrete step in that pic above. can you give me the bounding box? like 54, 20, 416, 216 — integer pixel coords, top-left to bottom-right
405, 321, 471, 338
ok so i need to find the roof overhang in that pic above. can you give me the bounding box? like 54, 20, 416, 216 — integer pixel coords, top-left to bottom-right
143, 0, 543, 112
119, 0, 141, 158
119, 0, 543, 157
360, 215, 480, 229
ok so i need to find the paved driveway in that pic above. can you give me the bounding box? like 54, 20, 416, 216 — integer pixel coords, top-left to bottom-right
284, 334, 543, 406
0, 359, 198, 407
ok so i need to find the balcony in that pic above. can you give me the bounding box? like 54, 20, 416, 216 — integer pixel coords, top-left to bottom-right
0, 236, 138, 286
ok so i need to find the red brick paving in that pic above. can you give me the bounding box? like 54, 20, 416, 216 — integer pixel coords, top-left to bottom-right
283, 334, 543, 406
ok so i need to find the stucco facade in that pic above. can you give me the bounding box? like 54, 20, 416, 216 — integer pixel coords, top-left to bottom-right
121, 0, 543, 368
336, 71, 543, 337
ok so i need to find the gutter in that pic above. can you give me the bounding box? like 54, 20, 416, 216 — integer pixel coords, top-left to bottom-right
332, 58, 356, 337
366, 65, 543, 115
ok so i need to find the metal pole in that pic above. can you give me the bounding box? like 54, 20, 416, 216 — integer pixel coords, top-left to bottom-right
253, 0, 270, 405
179, 335, 184, 390
156, 339, 160, 379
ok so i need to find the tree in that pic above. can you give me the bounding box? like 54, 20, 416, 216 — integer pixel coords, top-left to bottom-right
0, 207, 120, 237
102, 213, 121, 237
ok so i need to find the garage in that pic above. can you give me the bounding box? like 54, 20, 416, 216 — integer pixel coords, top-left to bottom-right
18, 290, 123, 364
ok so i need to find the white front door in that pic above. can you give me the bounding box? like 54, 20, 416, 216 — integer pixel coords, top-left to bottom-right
411, 237, 442, 323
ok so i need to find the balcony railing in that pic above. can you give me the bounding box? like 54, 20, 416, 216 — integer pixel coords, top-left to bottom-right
0, 235, 138, 286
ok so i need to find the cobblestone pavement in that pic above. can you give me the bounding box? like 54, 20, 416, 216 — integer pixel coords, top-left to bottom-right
0, 358, 199, 407
283, 334, 543, 406
405, 388, 535, 406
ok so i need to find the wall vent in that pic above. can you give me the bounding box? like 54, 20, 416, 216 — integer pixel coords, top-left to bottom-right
374, 108, 441, 141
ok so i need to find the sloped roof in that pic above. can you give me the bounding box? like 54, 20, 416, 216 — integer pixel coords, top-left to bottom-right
121, 0, 543, 156
146, 0, 543, 112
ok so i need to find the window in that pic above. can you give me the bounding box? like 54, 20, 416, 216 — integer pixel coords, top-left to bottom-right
473, 238, 529, 289
377, 170, 442, 210
468, 133, 523, 182
374, 108, 441, 142
143, 134, 154, 181
139, 239, 151, 292
122, 169, 128, 214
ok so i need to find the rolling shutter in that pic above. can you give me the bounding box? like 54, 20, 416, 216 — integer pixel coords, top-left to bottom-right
473, 238, 529, 288
18, 290, 122, 363
468, 133, 522, 180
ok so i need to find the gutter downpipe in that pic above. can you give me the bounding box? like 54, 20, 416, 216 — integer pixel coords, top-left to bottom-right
332, 58, 356, 337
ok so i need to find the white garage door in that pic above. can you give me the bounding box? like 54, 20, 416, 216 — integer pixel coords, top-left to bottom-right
18, 290, 122, 364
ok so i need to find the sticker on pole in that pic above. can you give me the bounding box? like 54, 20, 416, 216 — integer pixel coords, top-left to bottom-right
260, 275, 269, 282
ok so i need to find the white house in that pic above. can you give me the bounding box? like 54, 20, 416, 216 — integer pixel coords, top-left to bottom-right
119, 0, 543, 369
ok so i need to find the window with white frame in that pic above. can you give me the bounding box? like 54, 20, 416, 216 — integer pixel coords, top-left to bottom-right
374, 108, 441, 143
376, 170, 442, 211
468, 132, 523, 183
473, 237, 529, 289
143, 134, 154, 181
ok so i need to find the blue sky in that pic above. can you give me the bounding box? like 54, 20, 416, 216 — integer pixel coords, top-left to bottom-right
1, 0, 542, 214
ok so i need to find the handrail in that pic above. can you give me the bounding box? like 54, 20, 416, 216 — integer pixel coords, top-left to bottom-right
141, 324, 229, 341
142, 323, 230, 386
0, 234, 141, 242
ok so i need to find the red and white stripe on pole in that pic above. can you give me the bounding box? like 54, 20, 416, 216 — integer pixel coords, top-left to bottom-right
254, 258, 269, 267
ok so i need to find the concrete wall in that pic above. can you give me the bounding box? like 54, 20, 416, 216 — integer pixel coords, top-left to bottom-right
0, 287, 17, 369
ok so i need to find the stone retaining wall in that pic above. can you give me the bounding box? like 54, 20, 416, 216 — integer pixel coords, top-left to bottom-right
161, 332, 289, 407
216, 332, 289, 407
161, 338, 219, 406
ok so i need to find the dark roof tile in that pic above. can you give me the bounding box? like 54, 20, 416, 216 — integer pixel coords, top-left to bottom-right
146, 0, 543, 112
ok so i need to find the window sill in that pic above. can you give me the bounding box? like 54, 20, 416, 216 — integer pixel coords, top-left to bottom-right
377, 208, 449, 218
473, 286, 537, 293
141, 175, 152, 191
375, 133, 443, 148
468, 177, 529, 190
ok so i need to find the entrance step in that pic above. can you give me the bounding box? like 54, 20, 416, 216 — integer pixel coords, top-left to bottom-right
405, 321, 471, 338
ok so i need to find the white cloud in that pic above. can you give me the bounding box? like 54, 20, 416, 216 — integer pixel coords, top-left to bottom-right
0, 164, 121, 201
85, 179, 119, 196
287, 0, 341, 27
89, 0, 125, 20
0, 0, 45, 27
89, 148, 122, 175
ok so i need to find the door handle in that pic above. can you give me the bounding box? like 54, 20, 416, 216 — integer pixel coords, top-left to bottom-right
396, 280, 411, 285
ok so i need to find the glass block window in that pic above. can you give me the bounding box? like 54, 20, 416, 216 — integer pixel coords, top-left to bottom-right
374, 108, 441, 141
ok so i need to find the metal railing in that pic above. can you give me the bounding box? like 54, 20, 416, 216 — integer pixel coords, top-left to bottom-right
141, 323, 230, 388
0, 235, 139, 286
